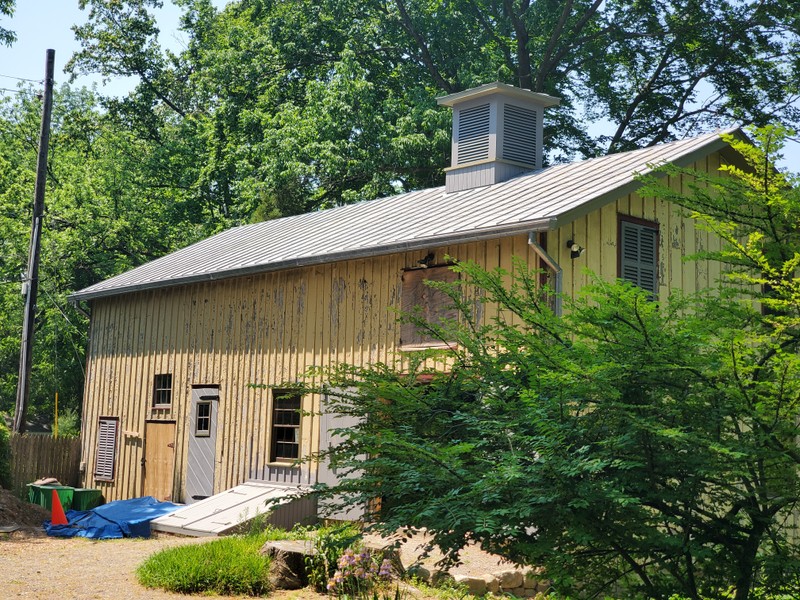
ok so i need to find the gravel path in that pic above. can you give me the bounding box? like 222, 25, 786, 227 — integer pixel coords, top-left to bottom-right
1, 528, 520, 599
2, 532, 220, 599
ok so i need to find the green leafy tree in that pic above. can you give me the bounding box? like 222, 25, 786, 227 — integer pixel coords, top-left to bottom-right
67, 0, 800, 221
0, 85, 204, 422
0, 0, 14, 46
301, 131, 800, 599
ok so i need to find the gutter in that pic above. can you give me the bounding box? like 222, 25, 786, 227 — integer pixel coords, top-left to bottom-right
527, 231, 562, 316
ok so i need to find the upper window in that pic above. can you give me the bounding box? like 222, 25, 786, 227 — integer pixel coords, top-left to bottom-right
400, 265, 459, 347
153, 374, 172, 409
271, 391, 302, 462
94, 417, 118, 481
619, 216, 659, 298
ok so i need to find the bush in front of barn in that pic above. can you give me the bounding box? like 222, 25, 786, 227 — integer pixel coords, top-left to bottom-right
137, 532, 274, 595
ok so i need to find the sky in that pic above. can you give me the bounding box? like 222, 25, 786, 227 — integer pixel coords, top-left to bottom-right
0, 1, 798, 171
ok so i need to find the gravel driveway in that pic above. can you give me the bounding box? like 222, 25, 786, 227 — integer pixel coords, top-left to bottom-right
2, 532, 218, 599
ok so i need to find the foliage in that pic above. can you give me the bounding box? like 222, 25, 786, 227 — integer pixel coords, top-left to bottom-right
326, 547, 394, 596
67, 0, 800, 221
301, 131, 800, 600
0, 85, 208, 422
306, 522, 363, 592
136, 530, 284, 595
56, 408, 80, 438
0, 416, 11, 489
0, 0, 14, 46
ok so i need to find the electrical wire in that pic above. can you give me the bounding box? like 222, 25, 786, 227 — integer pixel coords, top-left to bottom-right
0, 73, 42, 83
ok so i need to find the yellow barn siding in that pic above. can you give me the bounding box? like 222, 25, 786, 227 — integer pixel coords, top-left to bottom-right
82, 153, 731, 501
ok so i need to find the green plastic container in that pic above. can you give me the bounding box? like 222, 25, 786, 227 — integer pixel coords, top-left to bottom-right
71, 488, 103, 511
28, 484, 74, 511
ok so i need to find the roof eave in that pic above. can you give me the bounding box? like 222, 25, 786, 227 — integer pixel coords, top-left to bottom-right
68, 218, 556, 303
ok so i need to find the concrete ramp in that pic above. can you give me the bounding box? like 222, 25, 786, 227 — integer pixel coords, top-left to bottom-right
151, 481, 316, 537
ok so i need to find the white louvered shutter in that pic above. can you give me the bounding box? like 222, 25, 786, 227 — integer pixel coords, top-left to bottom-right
94, 418, 118, 480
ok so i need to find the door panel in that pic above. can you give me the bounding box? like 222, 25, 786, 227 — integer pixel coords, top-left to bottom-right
185, 385, 219, 503
143, 421, 176, 501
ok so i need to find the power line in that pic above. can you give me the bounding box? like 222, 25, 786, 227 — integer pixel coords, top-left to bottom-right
0, 86, 29, 95
0, 72, 42, 83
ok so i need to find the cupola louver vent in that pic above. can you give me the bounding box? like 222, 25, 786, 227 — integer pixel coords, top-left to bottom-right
502, 104, 537, 165
456, 103, 490, 164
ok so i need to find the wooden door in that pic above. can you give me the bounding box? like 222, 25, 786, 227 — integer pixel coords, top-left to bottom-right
143, 420, 176, 501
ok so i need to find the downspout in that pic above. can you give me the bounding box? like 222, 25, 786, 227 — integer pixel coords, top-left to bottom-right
527, 231, 562, 316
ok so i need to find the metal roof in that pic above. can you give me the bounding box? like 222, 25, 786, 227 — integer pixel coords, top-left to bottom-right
70, 129, 739, 302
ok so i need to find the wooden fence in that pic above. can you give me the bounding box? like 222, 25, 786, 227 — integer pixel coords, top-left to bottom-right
9, 434, 82, 500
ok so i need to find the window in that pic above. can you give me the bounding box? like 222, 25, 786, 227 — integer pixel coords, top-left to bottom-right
619, 216, 659, 298
400, 265, 459, 347
152, 374, 172, 409
271, 391, 302, 462
195, 401, 212, 437
94, 417, 118, 481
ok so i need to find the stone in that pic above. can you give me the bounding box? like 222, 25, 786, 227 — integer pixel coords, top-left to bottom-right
493, 569, 524, 589
259, 539, 316, 590
454, 574, 488, 596
484, 575, 500, 594
363, 539, 406, 577
511, 586, 526, 597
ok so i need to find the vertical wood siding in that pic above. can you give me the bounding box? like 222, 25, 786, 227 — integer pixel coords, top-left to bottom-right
80, 154, 727, 502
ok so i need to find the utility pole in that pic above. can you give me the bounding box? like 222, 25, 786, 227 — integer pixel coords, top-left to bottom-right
14, 49, 55, 434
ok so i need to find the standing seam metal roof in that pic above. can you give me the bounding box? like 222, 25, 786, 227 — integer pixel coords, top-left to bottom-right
70, 129, 738, 301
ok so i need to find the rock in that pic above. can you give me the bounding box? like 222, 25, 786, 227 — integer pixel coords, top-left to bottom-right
259, 539, 316, 589
493, 568, 523, 589
483, 575, 500, 594
454, 574, 488, 596
363, 539, 406, 577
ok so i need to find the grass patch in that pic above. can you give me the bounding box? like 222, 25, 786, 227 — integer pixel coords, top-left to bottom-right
137, 529, 290, 595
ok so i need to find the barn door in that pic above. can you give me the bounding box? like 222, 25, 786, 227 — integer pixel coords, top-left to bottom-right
143, 420, 176, 501
317, 397, 365, 521
185, 385, 220, 503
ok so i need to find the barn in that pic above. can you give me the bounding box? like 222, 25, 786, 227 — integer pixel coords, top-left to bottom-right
70, 82, 741, 519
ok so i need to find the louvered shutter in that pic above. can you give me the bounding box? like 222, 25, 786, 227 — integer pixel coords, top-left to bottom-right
502, 104, 537, 165
400, 266, 459, 346
620, 220, 658, 298
94, 418, 118, 481
456, 104, 490, 164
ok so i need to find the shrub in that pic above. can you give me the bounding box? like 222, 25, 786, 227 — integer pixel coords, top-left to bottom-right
306, 522, 363, 591
137, 533, 273, 595
326, 547, 393, 596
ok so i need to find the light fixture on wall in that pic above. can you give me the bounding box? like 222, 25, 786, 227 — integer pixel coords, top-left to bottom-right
566, 240, 585, 259
417, 252, 435, 268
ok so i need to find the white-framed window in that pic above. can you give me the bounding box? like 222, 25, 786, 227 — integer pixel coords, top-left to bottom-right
94, 417, 118, 481
195, 401, 212, 437
270, 391, 302, 462
152, 373, 172, 409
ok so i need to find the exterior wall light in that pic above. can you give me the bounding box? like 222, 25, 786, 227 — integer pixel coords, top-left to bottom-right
566, 240, 585, 259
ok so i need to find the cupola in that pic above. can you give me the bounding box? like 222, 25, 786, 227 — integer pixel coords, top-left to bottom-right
437, 82, 560, 193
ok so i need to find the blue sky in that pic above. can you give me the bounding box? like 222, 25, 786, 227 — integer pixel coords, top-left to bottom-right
1, 1, 798, 171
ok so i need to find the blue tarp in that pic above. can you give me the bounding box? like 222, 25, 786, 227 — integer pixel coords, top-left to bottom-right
45, 496, 181, 539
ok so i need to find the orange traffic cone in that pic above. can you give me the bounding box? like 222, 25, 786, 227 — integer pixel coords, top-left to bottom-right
50, 489, 68, 526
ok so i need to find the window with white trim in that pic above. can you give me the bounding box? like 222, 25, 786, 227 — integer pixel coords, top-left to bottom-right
270, 391, 302, 462
94, 417, 118, 481
619, 216, 659, 298
152, 373, 172, 409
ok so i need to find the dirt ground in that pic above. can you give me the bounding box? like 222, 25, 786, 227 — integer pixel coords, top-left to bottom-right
0, 488, 519, 599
